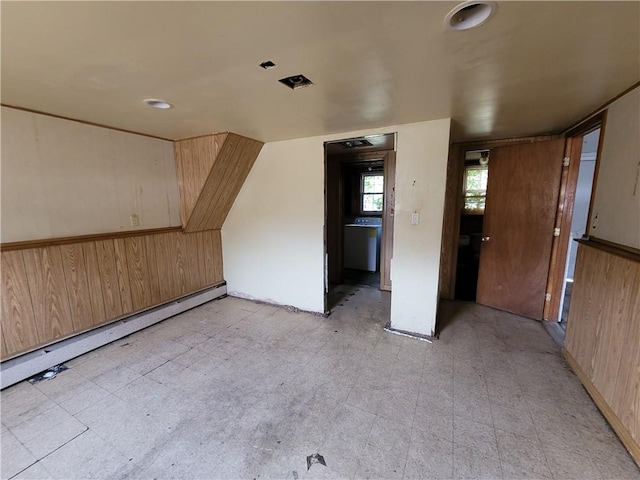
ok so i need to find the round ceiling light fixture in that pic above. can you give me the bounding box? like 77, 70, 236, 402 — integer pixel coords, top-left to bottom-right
143, 98, 173, 109
444, 1, 497, 31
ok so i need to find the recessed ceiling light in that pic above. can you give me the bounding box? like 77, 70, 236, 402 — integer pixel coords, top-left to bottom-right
278, 74, 314, 90
259, 61, 277, 70
143, 98, 173, 109
444, 1, 497, 31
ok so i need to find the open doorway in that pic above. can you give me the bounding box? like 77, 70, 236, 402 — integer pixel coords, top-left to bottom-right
455, 150, 489, 301
324, 133, 395, 313
558, 128, 601, 327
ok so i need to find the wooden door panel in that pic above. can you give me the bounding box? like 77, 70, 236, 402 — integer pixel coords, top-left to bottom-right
477, 139, 564, 319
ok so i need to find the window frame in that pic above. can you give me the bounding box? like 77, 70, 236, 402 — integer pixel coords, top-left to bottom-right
463, 164, 489, 215
361, 172, 384, 213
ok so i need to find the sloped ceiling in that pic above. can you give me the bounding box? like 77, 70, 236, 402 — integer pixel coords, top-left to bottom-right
1, 1, 638, 143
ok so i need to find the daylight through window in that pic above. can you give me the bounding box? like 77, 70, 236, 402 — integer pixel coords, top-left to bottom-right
464, 165, 488, 214
362, 173, 384, 212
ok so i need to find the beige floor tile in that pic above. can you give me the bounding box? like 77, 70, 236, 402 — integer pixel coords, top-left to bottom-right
39, 430, 134, 479
1, 294, 637, 480
495, 429, 552, 479
453, 416, 499, 459
453, 443, 503, 480
9, 405, 87, 459
10, 460, 54, 480
404, 427, 454, 479
0, 383, 57, 429
0, 430, 37, 479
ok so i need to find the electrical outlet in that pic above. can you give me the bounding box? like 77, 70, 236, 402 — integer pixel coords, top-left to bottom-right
130, 214, 140, 226
591, 213, 598, 230
411, 212, 420, 225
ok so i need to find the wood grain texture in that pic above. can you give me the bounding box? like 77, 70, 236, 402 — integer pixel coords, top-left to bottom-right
1, 226, 181, 252
1, 230, 225, 360
144, 235, 162, 306
60, 243, 95, 331
22, 246, 74, 344
438, 135, 558, 301
1, 251, 40, 356
94, 239, 124, 319
544, 137, 578, 321
182, 133, 264, 232
81, 242, 107, 326
113, 239, 133, 313
439, 144, 464, 299
381, 152, 396, 292
565, 242, 640, 457
174, 133, 228, 227
564, 349, 640, 467
477, 139, 564, 319
124, 236, 153, 311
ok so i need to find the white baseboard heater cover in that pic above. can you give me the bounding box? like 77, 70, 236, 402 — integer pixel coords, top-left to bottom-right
0, 283, 227, 389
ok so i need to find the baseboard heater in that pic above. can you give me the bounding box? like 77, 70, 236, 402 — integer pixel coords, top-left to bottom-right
0, 283, 227, 389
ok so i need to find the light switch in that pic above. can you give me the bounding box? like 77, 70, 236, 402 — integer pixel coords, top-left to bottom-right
411, 212, 420, 225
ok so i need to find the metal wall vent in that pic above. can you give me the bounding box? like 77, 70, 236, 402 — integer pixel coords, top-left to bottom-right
339, 138, 373, 149
278, 74, 314, 90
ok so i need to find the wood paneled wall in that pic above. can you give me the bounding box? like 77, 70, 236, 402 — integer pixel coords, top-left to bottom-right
1, 229, 223, 360
564, 240, 640, 466
174, 133, 264, 232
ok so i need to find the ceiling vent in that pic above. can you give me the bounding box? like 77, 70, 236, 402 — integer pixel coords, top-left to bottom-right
338, 138, 373, 149
259, 61, 277, 70
445, 1, 497, 31
278, 74, 314, 90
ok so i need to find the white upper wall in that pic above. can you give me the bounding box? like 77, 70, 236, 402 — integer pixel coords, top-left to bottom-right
589, 86, 640, 249
223, 119, 451, 336
1, 107, 181, 242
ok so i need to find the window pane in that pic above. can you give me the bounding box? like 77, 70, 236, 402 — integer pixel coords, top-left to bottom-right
465, 167, 488, 191
463, 165, 488, 214
363, 174, 384, 193
363, 193, 383, 212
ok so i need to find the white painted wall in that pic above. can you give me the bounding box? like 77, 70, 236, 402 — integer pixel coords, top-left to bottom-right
588, 87, 640, 249
223, 118, 451, 336
1, 107, 181, 242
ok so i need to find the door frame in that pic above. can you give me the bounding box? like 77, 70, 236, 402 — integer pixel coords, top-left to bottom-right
438, 135, 559, 301
324, 146, 395, 313
543, 112, 607, 321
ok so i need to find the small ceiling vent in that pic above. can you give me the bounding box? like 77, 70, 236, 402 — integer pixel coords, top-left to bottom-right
259, 61, 277, 70
278, 74, 314, 90
338, 138, 373, 149
445, 1, 497, 31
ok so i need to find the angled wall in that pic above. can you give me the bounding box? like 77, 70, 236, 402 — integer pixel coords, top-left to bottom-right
174, 133, 264, 232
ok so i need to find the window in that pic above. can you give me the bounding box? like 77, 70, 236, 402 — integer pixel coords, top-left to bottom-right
463, 165, 488, 214
362, 173, 384, 212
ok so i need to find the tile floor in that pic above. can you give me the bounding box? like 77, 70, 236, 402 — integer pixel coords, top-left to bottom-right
1, 286, 639, 480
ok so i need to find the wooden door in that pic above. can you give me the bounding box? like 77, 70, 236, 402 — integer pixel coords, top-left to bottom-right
326, 156, 343, 286
477, 139, 564, 319
381, 152, 396, 291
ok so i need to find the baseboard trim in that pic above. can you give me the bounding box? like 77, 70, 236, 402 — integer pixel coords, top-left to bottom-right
563, 348, 640, 467
0, 283, 227, 389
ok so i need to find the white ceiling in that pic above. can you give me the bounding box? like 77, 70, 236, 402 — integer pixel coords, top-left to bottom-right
1, 1, 638, 143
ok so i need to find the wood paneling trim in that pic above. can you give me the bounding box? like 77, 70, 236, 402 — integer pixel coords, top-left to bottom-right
22, 247, 75, 344
1, 229, 224, 360
563, 349, 640, 467
175, 132, 264, 233
1, 227, 182, 252
577, 237, 640, 263
564, 243, 640, 464
185, 133, 264, 231
1, 251, 40, 353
